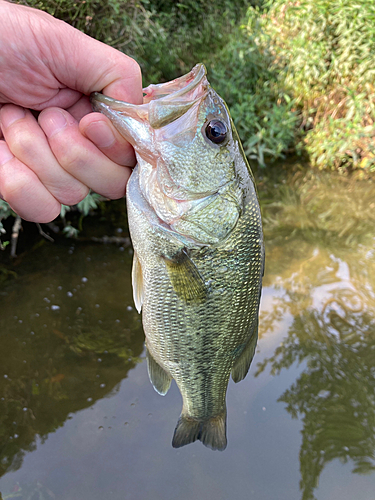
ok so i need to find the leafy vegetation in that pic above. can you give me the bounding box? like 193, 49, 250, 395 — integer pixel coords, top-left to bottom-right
2, 0, 375, 255
0, 201, 14, 250
209, 27, 299, 165
251, 0, 375, 172
10, 0, 375, 171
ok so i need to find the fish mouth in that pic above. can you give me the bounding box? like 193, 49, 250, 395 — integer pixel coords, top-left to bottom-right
142, 63, 208, 106
90, 63, 209, 132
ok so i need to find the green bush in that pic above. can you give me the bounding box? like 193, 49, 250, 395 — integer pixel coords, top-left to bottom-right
209, 21, 299, 165
3, 0, 375, 253
252, 0, 375, 172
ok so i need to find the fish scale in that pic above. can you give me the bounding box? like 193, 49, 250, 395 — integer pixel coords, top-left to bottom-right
90, 63, 264, 451
127, 165, 263, 443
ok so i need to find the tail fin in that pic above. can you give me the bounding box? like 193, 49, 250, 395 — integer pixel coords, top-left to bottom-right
199, 411, 227, 451
172, 416, 201, 449
172, 409, 227, 451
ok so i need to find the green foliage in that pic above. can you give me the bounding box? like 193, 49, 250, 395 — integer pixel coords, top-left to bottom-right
62, 223, 80, 238
209, 22, 299, 165
4, 0, 375, 251
0, 200, 15, 250
131, 0, 250, 84
253, 0, 375, 171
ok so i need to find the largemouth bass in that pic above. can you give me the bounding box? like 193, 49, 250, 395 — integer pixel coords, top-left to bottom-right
91, 64, 264, 451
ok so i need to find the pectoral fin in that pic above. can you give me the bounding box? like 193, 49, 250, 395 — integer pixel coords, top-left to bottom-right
146, 348, 172, 395
132, 251, 144, 313
162, 249, 207, 304
231, 321, 258, 383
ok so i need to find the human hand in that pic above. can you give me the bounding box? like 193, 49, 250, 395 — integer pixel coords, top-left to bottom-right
0, 0, 143, 223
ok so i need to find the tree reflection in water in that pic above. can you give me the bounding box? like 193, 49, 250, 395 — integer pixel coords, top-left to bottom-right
257, 241, 375, 500
1, 168, 374, 499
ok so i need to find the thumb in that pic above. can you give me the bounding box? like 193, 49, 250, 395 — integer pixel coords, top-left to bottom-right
48, 16, 143, 104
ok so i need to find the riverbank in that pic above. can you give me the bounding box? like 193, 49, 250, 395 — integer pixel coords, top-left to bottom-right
12, 0, 375, 173
1, 0, 374, 257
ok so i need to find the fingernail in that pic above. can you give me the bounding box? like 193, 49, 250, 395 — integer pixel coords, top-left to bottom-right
39, 109, 68, 138
85, 121, 116, 148
0, 105, 25, 129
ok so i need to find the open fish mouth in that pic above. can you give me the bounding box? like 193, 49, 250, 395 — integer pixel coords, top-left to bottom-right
90, 64, 208, 131
91, 64, 240, 245
142, 63, 208, 106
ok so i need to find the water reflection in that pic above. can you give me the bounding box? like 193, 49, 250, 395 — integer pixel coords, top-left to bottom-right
258, 169, 375, 500
0, 244, 144, 480
0, 169, 374, 500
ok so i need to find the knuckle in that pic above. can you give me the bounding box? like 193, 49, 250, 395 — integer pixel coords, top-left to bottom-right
7, 128, 36, 160
29, 203, 61, 224
57, 143, 87, 173
102, 181, 126, 200
118, 55, 142, 89
56, 185, 90, 206
128, 58, 142, 79
1, 166, 34, 200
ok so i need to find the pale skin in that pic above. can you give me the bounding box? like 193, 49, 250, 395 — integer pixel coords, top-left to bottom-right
0, 0, 143, 223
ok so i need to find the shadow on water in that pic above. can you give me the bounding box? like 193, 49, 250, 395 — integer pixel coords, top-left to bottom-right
0, 243, 144, 480
0, 165, 375, 500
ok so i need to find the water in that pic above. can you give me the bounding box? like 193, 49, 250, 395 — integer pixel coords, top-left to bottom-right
0, 168, 374, 500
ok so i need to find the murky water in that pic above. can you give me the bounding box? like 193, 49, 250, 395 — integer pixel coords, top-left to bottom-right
0, 168, 374, 500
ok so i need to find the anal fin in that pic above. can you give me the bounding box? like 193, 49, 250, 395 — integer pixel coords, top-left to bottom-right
146, 348, 172, 396
162, 248, 207, 304
231, 321, 258, 383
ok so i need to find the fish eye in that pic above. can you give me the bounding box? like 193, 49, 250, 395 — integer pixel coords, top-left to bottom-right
205, 120, 228, 144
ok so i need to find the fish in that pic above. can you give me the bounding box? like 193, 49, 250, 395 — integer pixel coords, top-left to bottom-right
90, 64, 264, 451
